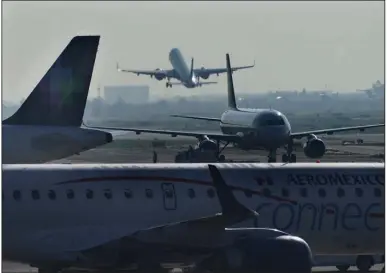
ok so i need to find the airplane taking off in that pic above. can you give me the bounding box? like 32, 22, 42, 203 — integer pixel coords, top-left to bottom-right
3, 163, 384, 273
86, 54, 384, 163
116, 48, 255, 88
2, 36, 113, 164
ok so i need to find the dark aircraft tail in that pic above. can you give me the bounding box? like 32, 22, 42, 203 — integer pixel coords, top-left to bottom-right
226, 53, 238, 110
3, 35, 100, 127
189, 57, 194, 79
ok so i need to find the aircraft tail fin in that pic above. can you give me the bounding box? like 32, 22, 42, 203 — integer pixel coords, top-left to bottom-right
226, 53, 238, 110
3, 35, 100, 127
190, 57, 194, 79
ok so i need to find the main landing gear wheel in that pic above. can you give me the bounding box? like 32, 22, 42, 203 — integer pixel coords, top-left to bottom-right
218, 154, 226, 162
336, 265, 350, 272
268, 149, 277, 163
214, 140, 229, 162
166, 82, 172, 88
356, 255, 374, 272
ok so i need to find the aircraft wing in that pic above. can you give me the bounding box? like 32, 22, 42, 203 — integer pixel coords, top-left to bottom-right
290, 123, 385, 139
116, 63, 175, 78
83, 123, 240, 142
171, 115, 221, 122
194, 61, 255, 77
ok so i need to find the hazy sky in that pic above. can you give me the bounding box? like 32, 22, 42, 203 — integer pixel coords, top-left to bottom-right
3, 1, 384, 102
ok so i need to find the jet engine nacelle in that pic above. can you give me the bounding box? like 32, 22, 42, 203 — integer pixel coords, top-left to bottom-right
197, 138, 218, 151
154, 68, 165, 81
303, 134, 326, 158
199, 67, 210, 79
198, 229, 313, 273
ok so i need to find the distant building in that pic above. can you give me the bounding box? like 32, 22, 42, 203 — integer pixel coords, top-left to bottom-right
104, 85, 150, 104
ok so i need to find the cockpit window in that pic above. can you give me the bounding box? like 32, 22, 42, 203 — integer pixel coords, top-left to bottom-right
259, 113, 285, 126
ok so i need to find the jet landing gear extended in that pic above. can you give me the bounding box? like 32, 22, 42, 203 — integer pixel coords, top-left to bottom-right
282, 139, 297, 163
166, 82, 172, 88
215, 140, 229, 162
267, 142, 297, 163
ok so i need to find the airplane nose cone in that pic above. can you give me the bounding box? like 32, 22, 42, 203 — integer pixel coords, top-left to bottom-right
105, 132, 113, 143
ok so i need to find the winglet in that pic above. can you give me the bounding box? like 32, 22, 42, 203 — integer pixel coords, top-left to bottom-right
208, 164, 259, 224
190, 57, 194, 79
226, 54, 238, 110
116, 62, 121, 71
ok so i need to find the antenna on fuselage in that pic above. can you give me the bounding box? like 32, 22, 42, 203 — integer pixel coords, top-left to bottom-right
226, 53, 238, 110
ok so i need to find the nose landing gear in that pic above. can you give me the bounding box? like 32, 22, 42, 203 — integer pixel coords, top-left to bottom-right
282, 139, 297, 163
267, 140, 297, 163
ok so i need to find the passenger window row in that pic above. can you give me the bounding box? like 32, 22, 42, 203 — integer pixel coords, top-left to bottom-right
5, 188, 218, 201
3, 187, 382, 201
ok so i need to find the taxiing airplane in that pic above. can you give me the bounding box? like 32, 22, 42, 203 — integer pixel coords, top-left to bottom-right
2, 36, 114, 164
86, 54, 384, 163
116, 48, 255, 88
3, 163, 384, 273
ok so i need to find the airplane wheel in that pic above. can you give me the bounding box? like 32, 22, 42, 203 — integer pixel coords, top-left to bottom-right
336, 265, 350, 272
290, 154, 297, 162
218, 154, 226, 162
281, 154, 288, 162
356, 255, 374, 272
268, 157, 276, 163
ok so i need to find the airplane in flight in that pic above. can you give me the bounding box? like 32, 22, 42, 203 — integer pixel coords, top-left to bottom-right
116, 48, 255, 88
86, 54, 384, 163
2, 36, 114, 164
2, 162, 384, 273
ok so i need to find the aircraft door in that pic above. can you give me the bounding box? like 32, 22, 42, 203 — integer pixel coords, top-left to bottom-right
161, 183, 177, 210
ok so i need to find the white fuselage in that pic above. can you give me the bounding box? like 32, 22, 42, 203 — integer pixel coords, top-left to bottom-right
169, 48, 198, 88
220, 108, 291, 149
3, 163, 384, 266
2, 125, 113, 164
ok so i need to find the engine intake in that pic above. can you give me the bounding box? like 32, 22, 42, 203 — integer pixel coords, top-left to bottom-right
200, 73, 209, 79
303, 135, 326, 158
154, 68, 165, 81
197, 139, 217, 151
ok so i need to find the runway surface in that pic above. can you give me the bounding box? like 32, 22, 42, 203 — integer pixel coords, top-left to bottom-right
2, 261, 384, 273
52, 133, 384, 164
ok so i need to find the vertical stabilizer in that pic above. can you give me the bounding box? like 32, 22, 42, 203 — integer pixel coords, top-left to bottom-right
3, 35, 100, 127
189, 57, 194, 79
226, 53, 237, 110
